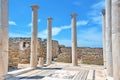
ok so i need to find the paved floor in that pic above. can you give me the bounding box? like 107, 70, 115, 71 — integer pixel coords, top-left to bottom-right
7, 62, 107, 80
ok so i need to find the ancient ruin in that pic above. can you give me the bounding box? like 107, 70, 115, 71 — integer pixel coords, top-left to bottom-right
8, 38, 103, 66
0, 0, 120, 80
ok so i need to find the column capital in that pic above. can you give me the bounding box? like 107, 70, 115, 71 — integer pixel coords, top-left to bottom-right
31, 4, 39, 9
48, 17, 52, 20
71, 13, 77, 17
101, 9, 105, 16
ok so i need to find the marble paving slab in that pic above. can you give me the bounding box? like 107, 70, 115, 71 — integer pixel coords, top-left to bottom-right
42, 70, 79, 80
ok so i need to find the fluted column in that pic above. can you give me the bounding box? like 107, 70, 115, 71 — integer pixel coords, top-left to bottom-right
30, 5, 39, 69
112, 0, 120, 79
0, 0, 8, 79
46, 17, 52, 65
105, 0, 113, 76
71, 14, 78, 66
101, 9, 107, 69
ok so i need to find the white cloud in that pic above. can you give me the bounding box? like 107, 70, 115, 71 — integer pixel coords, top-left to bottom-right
79, 27, 102, 41
52, 27, 62, 36
88, 0, 105, 24
38, 19, 41, 22
77, 20, 88, 26
38, 20, 88, 39
38, 30, 47, 39
9, 21, 17, 26
52, 20, 88, 36
9, 32, 30, 37
28, 19, 41, 27
28, 23, 32, 27
58, 40, 71, 47
91, 0, 105, 9
91, 16, 102, 24
77, 0, 105, 47
77, 27, 102, 47
57, 27, 102, 47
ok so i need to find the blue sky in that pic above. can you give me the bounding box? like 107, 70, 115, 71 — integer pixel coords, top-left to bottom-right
9, 0, 105, 48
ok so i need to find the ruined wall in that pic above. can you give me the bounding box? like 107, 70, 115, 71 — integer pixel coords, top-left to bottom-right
79, 48, 103, 65
9, 38, 20, 67
52, 40, 59, 58
57, 47, 72, 63
57, 47, 103, 65
9, 38, 103, 67
9, 38, 60, 67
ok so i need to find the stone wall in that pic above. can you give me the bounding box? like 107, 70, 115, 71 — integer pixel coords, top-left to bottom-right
57, 47, 103, 65
9, 37, 103, 67
57, 47, 72, 63
79, 48, 103, 65
9, 38, 20, 67
8, 38, 60, 67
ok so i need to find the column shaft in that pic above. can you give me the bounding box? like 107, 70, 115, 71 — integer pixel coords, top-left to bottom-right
30, 5, 39, 69
101, 9, 107, 69
0, 0, 8, 79
105, 0, 113, 76
112, 0, 120, 80
46, 17, 52, 65
71, 14, 78, 66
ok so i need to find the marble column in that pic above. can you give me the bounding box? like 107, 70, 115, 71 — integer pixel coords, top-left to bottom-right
112, 0, 120, 80
101, 9, 107, 69
46, 17, 52, 65
71, 14, 78, 66
0, 0, 8, 79
105, 0, 113, 76
30, 5, 39, 69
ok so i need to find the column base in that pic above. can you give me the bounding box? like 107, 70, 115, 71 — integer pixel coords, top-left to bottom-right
72, 63, 78, 66
38, 57, 44, 67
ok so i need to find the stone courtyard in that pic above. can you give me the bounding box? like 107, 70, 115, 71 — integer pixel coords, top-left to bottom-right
7, 62, 106, 80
